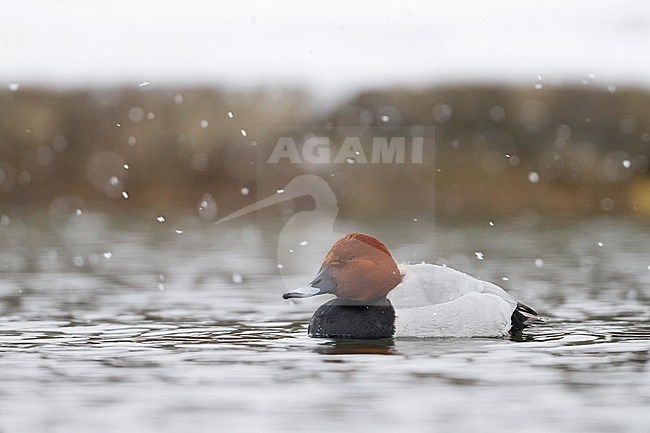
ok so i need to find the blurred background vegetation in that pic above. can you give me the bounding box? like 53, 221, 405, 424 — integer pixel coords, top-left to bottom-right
1, 84, 649, 221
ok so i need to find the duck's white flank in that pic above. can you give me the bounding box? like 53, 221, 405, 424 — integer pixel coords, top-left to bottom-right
387, 263, 517, 337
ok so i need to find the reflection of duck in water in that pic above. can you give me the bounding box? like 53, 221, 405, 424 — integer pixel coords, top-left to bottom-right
314, 338, 396, 355
284, 233, 542, 339
215, 175, 339, 288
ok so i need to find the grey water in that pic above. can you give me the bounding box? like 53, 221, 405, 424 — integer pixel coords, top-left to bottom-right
1, 214, 649, 433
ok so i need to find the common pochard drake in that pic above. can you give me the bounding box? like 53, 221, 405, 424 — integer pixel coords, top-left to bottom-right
283, 232, 541, 339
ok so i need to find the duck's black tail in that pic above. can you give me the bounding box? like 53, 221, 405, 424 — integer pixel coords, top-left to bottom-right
510, 302, 543, 334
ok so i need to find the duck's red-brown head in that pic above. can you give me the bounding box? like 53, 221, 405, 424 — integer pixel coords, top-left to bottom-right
283, 233, 402, 302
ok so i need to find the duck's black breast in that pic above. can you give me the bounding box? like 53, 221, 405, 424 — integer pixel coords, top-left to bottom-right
308, 298, 395, 339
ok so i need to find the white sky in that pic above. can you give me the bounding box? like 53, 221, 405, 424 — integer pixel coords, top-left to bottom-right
2, 0, 649, 103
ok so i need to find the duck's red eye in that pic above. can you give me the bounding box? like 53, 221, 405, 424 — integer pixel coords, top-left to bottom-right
347, 255, 355, 261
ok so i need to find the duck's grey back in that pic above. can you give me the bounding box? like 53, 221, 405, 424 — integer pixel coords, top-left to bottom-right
387, 263, 517, 337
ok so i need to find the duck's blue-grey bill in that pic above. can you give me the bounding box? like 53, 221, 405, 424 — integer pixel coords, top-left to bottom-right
282, 267, 336, 299
282, 284, 322, 299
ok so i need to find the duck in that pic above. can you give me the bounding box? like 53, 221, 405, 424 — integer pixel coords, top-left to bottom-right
283, 232, 541, 339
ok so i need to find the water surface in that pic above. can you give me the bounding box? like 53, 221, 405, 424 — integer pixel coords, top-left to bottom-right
1, 215, 649, 432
